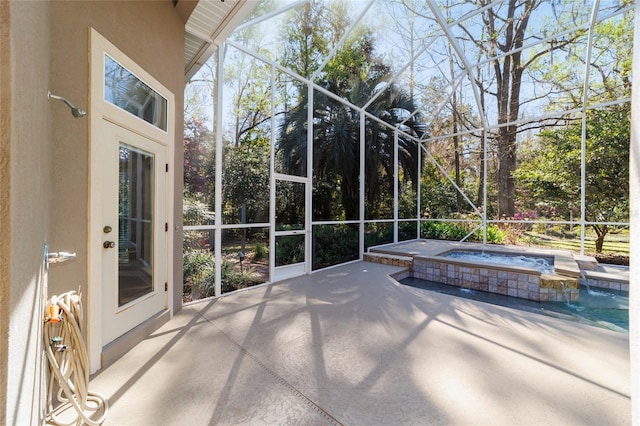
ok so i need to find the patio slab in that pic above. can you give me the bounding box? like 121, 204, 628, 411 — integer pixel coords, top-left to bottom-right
89, 261, 630, 425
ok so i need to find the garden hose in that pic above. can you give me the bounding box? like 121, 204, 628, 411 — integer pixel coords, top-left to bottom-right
43, 291, 108, 425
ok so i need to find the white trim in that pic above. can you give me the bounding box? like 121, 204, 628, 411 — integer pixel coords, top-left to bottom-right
359, 110, 365, 259
393, 131, 399, 243
88, 28, 175, 373
273, 263, 306, 282
214, 47, 224, 297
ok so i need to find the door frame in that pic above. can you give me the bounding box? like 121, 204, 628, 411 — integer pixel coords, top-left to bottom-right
88, 28, 175, 372
272, 173, 310, 282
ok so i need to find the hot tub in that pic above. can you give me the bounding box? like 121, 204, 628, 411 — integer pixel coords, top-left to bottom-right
370, 240, 582, 302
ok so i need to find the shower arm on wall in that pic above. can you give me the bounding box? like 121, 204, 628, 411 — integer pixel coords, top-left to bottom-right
47, 90, 87, 118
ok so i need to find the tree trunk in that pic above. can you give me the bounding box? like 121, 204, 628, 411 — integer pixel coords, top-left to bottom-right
476, 136, 485, 209
476, 72, 486, 209
449, 42, 463, 211
497, 126, 517, 218
593, 224, 608, 253
485, 0, 536, 218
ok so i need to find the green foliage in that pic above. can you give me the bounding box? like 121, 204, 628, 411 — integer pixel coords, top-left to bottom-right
534, 10, 632, 105
183, 196, 214, 251
420, 221, 505, 244
312, 224, 359, 269
398, 222, 419, 241
364, 223, 394, 250
183, 250, 215, 297
183, 249, 264, 298
222, 137, 270, 223
277, 0, 423, 222
420, 221, 468, 241
183, 250, 214, 282
279, 1, 330, 78
420, 160, 459, 218
482, 225, 507, 244
223, 41, 272, 146
398, 174, 418, 219
196, 262, 219, 298
183, 196, 214, 226
221, 264, 263, 294
253, 242, 267, 261
275, 235, 305, 266
514, 104, 630, 252
183, 117, 213, 197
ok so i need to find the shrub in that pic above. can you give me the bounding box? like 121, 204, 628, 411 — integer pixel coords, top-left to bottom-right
364, 223, 394, 250
420, 221, 468, 241
276, 235, 305, 265
253, 242, 267, 260
421, 221, 506, 244
183, 250, 215, 298
221, 264, 263, 293
313, 224, 359, 269
484, 225, 506, 244
183, 197, 214, 226
184, 250, 214, 285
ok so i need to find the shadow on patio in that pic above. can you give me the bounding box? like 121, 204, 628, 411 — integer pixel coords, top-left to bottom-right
89, 261, 630, 425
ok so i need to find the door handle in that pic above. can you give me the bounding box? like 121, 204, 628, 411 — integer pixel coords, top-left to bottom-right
103, 241, 116, 249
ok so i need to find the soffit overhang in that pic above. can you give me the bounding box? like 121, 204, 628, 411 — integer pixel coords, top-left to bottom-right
183, 0, 258, 82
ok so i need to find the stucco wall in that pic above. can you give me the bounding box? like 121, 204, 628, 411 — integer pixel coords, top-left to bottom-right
5, 1, 185, 424
5, 2, 53, 424
1, 2, 11, 423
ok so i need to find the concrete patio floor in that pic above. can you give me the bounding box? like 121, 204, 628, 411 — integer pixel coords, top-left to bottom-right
89, 261, 630, 425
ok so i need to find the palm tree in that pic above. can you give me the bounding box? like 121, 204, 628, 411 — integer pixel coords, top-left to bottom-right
277, 74, 424, 221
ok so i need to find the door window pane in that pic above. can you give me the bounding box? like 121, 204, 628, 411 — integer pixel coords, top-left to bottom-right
105, 55, 168, 131
275, 234, 305, 267
275, 180, 305, 231
119, 143, 154, 306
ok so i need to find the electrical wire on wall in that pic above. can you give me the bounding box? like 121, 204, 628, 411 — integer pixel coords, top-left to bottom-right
43, 291, 108, 425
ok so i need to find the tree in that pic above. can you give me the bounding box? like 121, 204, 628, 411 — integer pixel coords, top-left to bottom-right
532, 6, 633, 106
277, 20, 424, 220
183, 117, 213, 197
222, 137, 270, 224
514, 104, 630, 252
224, 48, 272, 146
279, 0, 330, 79
453, 0, 599, 218
474, 0, 540, 218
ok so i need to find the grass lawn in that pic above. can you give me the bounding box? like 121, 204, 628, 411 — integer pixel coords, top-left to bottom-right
520, 230, 629, 256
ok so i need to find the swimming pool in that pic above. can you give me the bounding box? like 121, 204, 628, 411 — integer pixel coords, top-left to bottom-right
444, 250, 555, 274
411, 248, 580, 302
400, 276, 628, 333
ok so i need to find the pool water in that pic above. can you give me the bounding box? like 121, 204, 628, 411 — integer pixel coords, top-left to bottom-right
444, 250, 555, 274
400, 277, 628, 333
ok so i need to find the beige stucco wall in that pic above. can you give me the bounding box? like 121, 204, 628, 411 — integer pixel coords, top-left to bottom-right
5, 1, 53, 424
0, 2, 9, 421
4, 1, 185, 424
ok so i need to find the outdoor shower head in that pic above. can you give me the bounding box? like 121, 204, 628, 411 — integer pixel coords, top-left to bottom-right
47, 90, 87, 118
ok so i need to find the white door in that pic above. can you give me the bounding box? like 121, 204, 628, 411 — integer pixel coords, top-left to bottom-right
273, 177, 308, 281
99, 120, 167, 345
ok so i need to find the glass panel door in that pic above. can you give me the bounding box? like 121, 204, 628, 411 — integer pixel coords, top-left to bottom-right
100, 120, 167, 346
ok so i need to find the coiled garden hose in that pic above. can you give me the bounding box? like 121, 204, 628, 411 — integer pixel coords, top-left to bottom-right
43, 291, 108, 425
